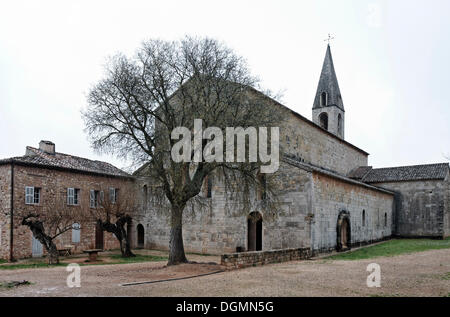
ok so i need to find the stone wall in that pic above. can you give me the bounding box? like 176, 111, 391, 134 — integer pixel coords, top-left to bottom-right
311, 173, 394, 252
137, 158, 394, 255
371, 177, 449, 238
138, 160, 313, 255
281, 109, 367, 176
0, 163, 135, 260
445, 177, 450, 237
0, 165, 11, 260
221, 247, 312, 269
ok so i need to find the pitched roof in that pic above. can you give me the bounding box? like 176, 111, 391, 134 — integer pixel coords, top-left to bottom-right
0, 146, 130, 178
313, 44, 344, 111
349, 163, 449, 183
283, 155, 394, 195
248, 87, 369, 156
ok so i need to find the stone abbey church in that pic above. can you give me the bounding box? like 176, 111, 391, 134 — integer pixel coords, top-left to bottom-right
0, 45, 449, 260
134, 45, 450, 254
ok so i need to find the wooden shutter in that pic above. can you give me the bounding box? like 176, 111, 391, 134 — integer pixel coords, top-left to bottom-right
25, 187, 34, 204
67, 188, 74, 205
109, 188, 115, 203
90, 190, 95, 208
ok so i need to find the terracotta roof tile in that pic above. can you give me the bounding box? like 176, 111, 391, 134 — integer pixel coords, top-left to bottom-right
0, 147, 130, 177
354, 163, 449, 183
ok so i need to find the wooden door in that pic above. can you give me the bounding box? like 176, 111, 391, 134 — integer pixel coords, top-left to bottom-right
95, 223, 104, 250
32, 235, 43, 257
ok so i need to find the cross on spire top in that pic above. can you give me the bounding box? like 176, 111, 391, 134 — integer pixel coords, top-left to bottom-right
324, 33, 335, 45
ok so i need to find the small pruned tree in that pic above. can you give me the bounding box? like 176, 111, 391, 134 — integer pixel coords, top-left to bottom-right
83, 36, 283, 265
18, 196, 88, 265
90, 187, 137, 257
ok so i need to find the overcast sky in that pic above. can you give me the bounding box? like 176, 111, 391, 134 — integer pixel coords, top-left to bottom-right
1, 0, 449, 171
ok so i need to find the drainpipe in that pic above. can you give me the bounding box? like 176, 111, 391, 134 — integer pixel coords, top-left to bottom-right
9, 162, 15, 262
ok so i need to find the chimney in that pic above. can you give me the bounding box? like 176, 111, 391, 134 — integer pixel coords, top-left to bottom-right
39, 140, 55, 155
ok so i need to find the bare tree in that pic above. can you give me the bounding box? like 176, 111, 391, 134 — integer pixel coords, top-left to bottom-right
90, 187, 137, 257
18, 196, 89, 265
83, 37, 282, 265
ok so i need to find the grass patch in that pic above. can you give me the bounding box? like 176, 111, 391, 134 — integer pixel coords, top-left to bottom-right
107, 253, 167, 263
441, 272, 450, 280
0, 252, 167, 270
0, 262, 65, 270
327, 237, 450, 261
0, 281, 32, 289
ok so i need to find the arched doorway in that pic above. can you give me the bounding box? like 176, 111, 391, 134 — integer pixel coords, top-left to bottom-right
247, 212, 262, 251
336, 211, 351, 251
137, 224, 145, 248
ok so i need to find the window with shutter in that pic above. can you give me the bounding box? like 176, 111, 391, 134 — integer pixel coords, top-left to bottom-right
109, 188, 115, 203
33, 188, 40, 204
109, 188, 118, 204
67, 188, 74, 205
74, 189, 79, 205
25, 187, 34, 204
90, 190, 95, 208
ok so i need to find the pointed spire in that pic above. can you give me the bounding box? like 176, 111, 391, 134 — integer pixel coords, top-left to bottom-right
313, 44, 344, 111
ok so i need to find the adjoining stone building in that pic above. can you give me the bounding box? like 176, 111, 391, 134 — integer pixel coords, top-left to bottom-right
349, 164, 450, 238
0, 141, 134, 261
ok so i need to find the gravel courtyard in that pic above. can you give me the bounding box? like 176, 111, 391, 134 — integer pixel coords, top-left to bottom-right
0, 248, 449, 297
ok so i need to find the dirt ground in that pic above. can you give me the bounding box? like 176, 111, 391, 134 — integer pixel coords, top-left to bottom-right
0, 248, 449, 297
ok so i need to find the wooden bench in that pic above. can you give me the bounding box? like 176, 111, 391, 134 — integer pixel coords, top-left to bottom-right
83, 249, 103, 262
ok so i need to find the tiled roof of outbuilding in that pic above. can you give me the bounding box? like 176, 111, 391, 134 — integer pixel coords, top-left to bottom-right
348, 163, 449, 183
0, 146, 130, 178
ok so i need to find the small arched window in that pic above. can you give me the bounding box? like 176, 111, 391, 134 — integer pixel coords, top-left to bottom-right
384, 213, 387, 227
362, 210, 365, 227
320, 92, 327, 106
319, 112, 328, 130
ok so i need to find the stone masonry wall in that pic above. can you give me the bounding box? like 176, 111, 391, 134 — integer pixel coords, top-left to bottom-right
281, 110, 367, 176
371, 178, 449, 238
138, 161, 313, 255
311, 173, 394, 252
221, 247, 312, 270
1, 164, 134, 260
445, 176, 450, 237
0, 165, 11, 260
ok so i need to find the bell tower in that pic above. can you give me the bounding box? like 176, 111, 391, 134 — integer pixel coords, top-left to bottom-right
312, 44, 345, 139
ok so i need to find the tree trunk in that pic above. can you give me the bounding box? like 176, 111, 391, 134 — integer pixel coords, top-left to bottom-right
100, 218, 136, 258
21, 217, 60, 265
168, 205, 188, 265
119, 230, 135, 258
47, 242, 59, 265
